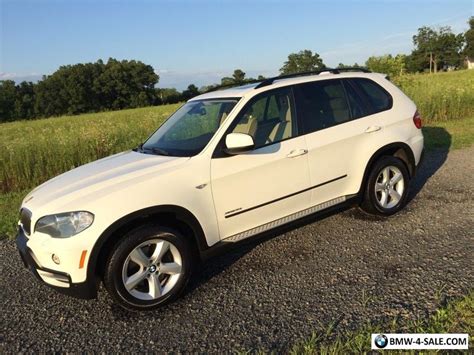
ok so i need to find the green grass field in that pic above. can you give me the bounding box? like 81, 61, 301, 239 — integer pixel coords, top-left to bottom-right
0, 104, 181, 194
1, 116, 471, 240
1, 70, 473, 240
393, 69, 474, 122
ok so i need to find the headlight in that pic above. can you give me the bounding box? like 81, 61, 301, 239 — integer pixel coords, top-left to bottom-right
35, 211, 94, 238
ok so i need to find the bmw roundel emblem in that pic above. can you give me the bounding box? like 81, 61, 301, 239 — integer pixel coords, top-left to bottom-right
375, 334, 388, 349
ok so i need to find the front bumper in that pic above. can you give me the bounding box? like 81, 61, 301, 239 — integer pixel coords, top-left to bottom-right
16, 229, 97, 299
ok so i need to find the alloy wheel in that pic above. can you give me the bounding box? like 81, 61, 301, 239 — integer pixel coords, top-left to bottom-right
374, 165, 405, 209
121, 239, 183, 300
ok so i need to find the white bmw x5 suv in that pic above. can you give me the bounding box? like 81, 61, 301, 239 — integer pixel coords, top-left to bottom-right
17, 68, 424, 310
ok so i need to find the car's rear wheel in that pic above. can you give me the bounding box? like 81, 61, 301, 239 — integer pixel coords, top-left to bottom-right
104, 225, 193, 311
361, 156, 410, 216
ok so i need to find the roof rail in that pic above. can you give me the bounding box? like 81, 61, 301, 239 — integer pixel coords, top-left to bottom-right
254, 67, 371, 89
202, 79, 262, 94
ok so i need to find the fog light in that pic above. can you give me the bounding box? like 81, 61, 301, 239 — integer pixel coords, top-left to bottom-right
52, 254, 60, 265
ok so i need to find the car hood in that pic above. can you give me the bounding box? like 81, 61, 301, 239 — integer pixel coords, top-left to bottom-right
23, 151, 189, 212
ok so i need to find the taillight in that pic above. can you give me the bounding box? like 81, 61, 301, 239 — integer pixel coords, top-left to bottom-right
413, 110, 422, 129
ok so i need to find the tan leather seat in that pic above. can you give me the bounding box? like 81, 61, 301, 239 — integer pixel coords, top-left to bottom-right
328, 97, 350, 123
234, 113, 257, 137
266, 97, 292, 143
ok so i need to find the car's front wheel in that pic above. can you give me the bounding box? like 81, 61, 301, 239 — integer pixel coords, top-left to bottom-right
361, 156, 410, 216
104, 225, 193, 311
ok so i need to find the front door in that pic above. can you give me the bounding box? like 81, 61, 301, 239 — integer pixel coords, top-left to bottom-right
210, 87, 311, 241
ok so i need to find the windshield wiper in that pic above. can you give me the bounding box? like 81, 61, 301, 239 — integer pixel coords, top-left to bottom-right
133, 143, 144, 152
134, 143, 170, 156
150, 147, 170, 156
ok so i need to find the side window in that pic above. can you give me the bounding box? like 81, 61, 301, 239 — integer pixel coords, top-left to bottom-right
342, 80, 369, 119
294, 80, 351, 134
231, 88, 296, 148
352, 78, 392, 114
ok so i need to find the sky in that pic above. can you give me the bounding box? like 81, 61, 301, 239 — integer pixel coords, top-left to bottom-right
0, 0, 472, 90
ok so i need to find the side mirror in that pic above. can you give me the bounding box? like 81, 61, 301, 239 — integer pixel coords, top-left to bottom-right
225, 133, 255, 154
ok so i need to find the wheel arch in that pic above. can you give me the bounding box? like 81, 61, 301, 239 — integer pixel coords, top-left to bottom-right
87, 205, 208, 283
359, 142, 415, 196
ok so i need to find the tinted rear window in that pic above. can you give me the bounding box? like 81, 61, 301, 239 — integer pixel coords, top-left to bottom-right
343, 80, 369, 119
294, 80, 351, 134
352, 78, 392, 114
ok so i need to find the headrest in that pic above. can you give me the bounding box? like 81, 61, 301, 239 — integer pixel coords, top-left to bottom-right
329, 97, 346, 111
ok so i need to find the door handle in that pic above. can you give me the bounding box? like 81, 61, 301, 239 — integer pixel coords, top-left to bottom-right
365, 126, 381, 133
287, 149, 308, 158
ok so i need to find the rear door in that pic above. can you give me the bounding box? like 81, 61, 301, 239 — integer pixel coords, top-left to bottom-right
293, 78, 384, 206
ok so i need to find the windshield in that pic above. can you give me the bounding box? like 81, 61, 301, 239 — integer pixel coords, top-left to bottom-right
141, 99, 239, 157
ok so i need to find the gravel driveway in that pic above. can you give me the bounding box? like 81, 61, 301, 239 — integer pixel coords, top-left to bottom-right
1, 146, 473, 352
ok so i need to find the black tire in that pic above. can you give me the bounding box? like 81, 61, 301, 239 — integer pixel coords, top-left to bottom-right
360, 156, 410, 216
103, 225, 193, 311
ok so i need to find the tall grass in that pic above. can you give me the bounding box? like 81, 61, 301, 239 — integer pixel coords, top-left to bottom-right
0, 70, 473, 195
393, 70, 474, 121
0, 104, 180, 193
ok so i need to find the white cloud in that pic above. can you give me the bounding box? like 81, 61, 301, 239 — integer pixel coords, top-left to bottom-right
0, 72, 43, 82
0, 72, 17, 79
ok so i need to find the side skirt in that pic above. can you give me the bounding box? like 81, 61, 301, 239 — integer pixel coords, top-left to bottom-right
222, 195, 347, 243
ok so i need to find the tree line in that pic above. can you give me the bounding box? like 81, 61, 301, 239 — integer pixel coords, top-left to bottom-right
0, 63, 268, 122
1, 17, 472, 123
363, 18, 473, 77
0, 59, 159, 121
